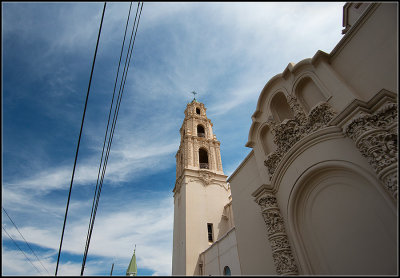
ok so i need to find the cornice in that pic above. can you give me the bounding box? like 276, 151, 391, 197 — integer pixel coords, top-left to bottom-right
329, 89, 397, 128
330, 3, 378, 60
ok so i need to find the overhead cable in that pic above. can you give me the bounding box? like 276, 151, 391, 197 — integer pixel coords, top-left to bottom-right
80, 1, 134, 274
2, 207, 50, 275
80, 2, 144, 275
55, 2, 107, 276
3, 226, 43, 275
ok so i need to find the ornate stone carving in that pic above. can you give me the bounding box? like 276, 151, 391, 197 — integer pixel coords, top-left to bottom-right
256, 192, 298, 275
345, 104, 398, 200
262, 210, 286, 235
274, 118, 305, 153
264, 152, 281, 176
199, 171, 213, 185
258, 194, 277, 209
305, 102, 336, 132
264, 100, 336, 179
272, 249, 298, 275
270, 235, 291, 251
287, 94, 307, 125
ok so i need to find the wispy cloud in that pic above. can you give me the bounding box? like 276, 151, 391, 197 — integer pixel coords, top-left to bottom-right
2, 194, 173, 276
3, 2, 346, 276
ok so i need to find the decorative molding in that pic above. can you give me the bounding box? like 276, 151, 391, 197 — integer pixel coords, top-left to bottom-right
264, 99, 336, 179
345, 103, 398, 200
188, 170, 229, 191
256, 192, 298, 275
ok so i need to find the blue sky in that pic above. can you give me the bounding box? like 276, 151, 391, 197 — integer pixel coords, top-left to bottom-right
2, 2, 345, 276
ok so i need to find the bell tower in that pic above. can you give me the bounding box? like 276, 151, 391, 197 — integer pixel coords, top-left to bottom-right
172, 97, 231, 275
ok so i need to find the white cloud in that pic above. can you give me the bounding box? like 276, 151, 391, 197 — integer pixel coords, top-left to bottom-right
2, 194, 173, 276
1, 248, 52, 276
3, 2, 347, 276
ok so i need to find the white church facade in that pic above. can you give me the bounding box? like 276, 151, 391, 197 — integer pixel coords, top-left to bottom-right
172, 2, 398, 275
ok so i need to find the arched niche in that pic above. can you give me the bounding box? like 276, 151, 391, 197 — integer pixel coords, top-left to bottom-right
288, 163, 397, 275
270, 92, 294, 122
199, 148, 209, 169
295, 77, 326, 113
197, 125, 206, 138
259, 124, 276, 155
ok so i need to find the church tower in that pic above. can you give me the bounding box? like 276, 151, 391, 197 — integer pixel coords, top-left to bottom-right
172, 97, 231, 275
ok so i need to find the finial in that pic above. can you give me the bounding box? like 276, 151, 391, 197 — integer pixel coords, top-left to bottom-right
191, 91, 197, 101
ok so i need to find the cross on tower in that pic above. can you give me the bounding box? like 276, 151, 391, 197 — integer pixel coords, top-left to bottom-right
191, 91, 197, 101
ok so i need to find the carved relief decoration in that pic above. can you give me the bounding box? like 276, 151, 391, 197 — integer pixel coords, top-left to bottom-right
199, 171, 213, 185
345, 103, 398, 200
287, 94, 307, 125
264, 98, 336, 179
188, 171, 228, 190
256, 192, 298, 275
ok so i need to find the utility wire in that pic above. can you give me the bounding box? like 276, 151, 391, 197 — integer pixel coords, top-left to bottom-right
95, 1, 143, 227
80, 2, 143, 275
2, 207, 50, 275
55, 2, 107, 276
2, 226, 42, 275
80, 1, 134, 274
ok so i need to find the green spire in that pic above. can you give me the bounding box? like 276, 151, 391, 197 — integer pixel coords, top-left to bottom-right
126, 245, 137, 276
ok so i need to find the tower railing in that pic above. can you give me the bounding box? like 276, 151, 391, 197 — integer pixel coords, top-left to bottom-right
200, 163, 209, 169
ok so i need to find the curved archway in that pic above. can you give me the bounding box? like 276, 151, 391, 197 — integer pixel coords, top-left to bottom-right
288, 162, 397, 275
259, 124, 276, 155
270, 92, 294, 122
295, 76, 326, 113
199, 148, 209, 169
197, 125, 205, 138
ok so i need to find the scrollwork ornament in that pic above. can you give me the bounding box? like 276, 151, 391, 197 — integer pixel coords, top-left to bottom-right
270, 235, 291, 252
287, 94, 307, 125
199, 171, 213, 185
345, 103, 397, 200
272, 249, 299, 275
258, 194, 278, 209
263, 209, 286, 236
382, 172, 398, 199
257, 192, 298, 275
305, 102, 336, 132
264, 102, 336, 180
265, 151, 282, 177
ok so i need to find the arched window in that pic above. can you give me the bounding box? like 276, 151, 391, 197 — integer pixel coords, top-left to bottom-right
196, 107, 201, 115
295, 77, 326, 113
270, 92, 294, 122
260, 125, 276, 155
199, 148, 209, 169
197, 125, 205, 138
223, 266, 231, 276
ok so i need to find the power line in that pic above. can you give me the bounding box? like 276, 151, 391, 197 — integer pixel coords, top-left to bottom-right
81, 1, 134, 274
80, 1, 144, 275
2, 207, 50, 275
2, 225, 43, 275
55, 2, 107, 276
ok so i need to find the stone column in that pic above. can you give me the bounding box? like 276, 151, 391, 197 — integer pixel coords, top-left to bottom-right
193, 139, 199, 167
208, 146, 215, 171
345, 104, 397, 200
216, 144, 223, 171
185, 139, 190, 167
256, 192, 298, 275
